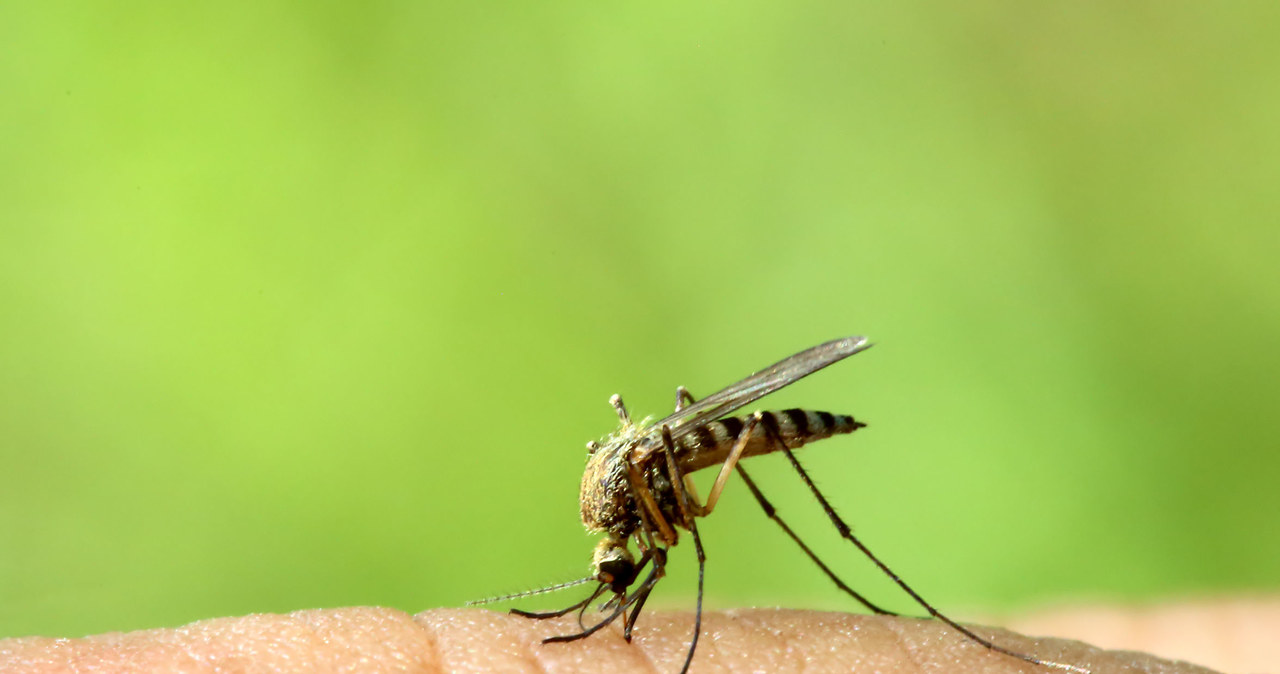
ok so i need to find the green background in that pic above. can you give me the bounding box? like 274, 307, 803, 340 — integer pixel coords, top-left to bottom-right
2, 2, 1277, 639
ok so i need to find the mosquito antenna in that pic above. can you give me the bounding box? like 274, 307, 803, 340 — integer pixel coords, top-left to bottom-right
465, 576, 595, 606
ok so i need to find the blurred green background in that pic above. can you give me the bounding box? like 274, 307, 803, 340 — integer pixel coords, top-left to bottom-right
1, 2, 1277, 640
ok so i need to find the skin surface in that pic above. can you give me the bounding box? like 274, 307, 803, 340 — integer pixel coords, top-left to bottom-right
0, 607, 1230, 674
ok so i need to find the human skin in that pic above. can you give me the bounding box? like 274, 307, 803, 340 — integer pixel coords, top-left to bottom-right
0, 607, 1226, 674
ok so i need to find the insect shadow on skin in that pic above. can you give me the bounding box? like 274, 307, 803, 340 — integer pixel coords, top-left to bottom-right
471, 337, 1089, 674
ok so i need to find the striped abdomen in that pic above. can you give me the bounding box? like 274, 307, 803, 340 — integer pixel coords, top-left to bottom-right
673, 409, 864, 474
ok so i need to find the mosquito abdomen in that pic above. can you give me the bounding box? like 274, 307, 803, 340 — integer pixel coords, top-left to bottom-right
677, 409, 864, 474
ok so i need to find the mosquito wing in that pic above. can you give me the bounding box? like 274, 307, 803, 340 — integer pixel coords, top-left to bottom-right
652, 336, 873, 439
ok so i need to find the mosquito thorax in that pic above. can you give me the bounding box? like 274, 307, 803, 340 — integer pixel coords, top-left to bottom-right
579, 418, 655, 537
591, 537, 637, 594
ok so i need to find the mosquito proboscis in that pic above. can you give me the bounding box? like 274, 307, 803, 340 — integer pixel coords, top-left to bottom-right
491, 336, 1088, 674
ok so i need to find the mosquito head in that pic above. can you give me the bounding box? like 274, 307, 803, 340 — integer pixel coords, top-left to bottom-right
591, 536, 637, 594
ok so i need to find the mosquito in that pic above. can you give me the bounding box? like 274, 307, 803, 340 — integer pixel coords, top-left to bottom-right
485, 336, 1088, 674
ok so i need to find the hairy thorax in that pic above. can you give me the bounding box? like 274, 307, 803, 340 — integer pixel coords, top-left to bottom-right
579, 419, 684, 540
579, 436, 639, 536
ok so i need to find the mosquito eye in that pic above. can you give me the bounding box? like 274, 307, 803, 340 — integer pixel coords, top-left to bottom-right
598, 557, 636, 593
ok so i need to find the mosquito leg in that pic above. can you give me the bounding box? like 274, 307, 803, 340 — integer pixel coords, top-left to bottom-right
542, 594, 631, 644
621, 582, 652, 641
759, 423, 1089, 674
660, 426, 699, 527
679, 515, 706, 674
660, 426, 706, 674
543, 552, 665, 644
625, 452, 678, 545
510, 587, 600, 620
621, 547, 666, 641
633, 529, 656, 558
622, 465, 675, 642
699, 412, 762, 516
671, 385, 706, 501
577, 583, 610, 630
673, 388, 702, 510
674, 386, 696, 411
735, 464, 893, 615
